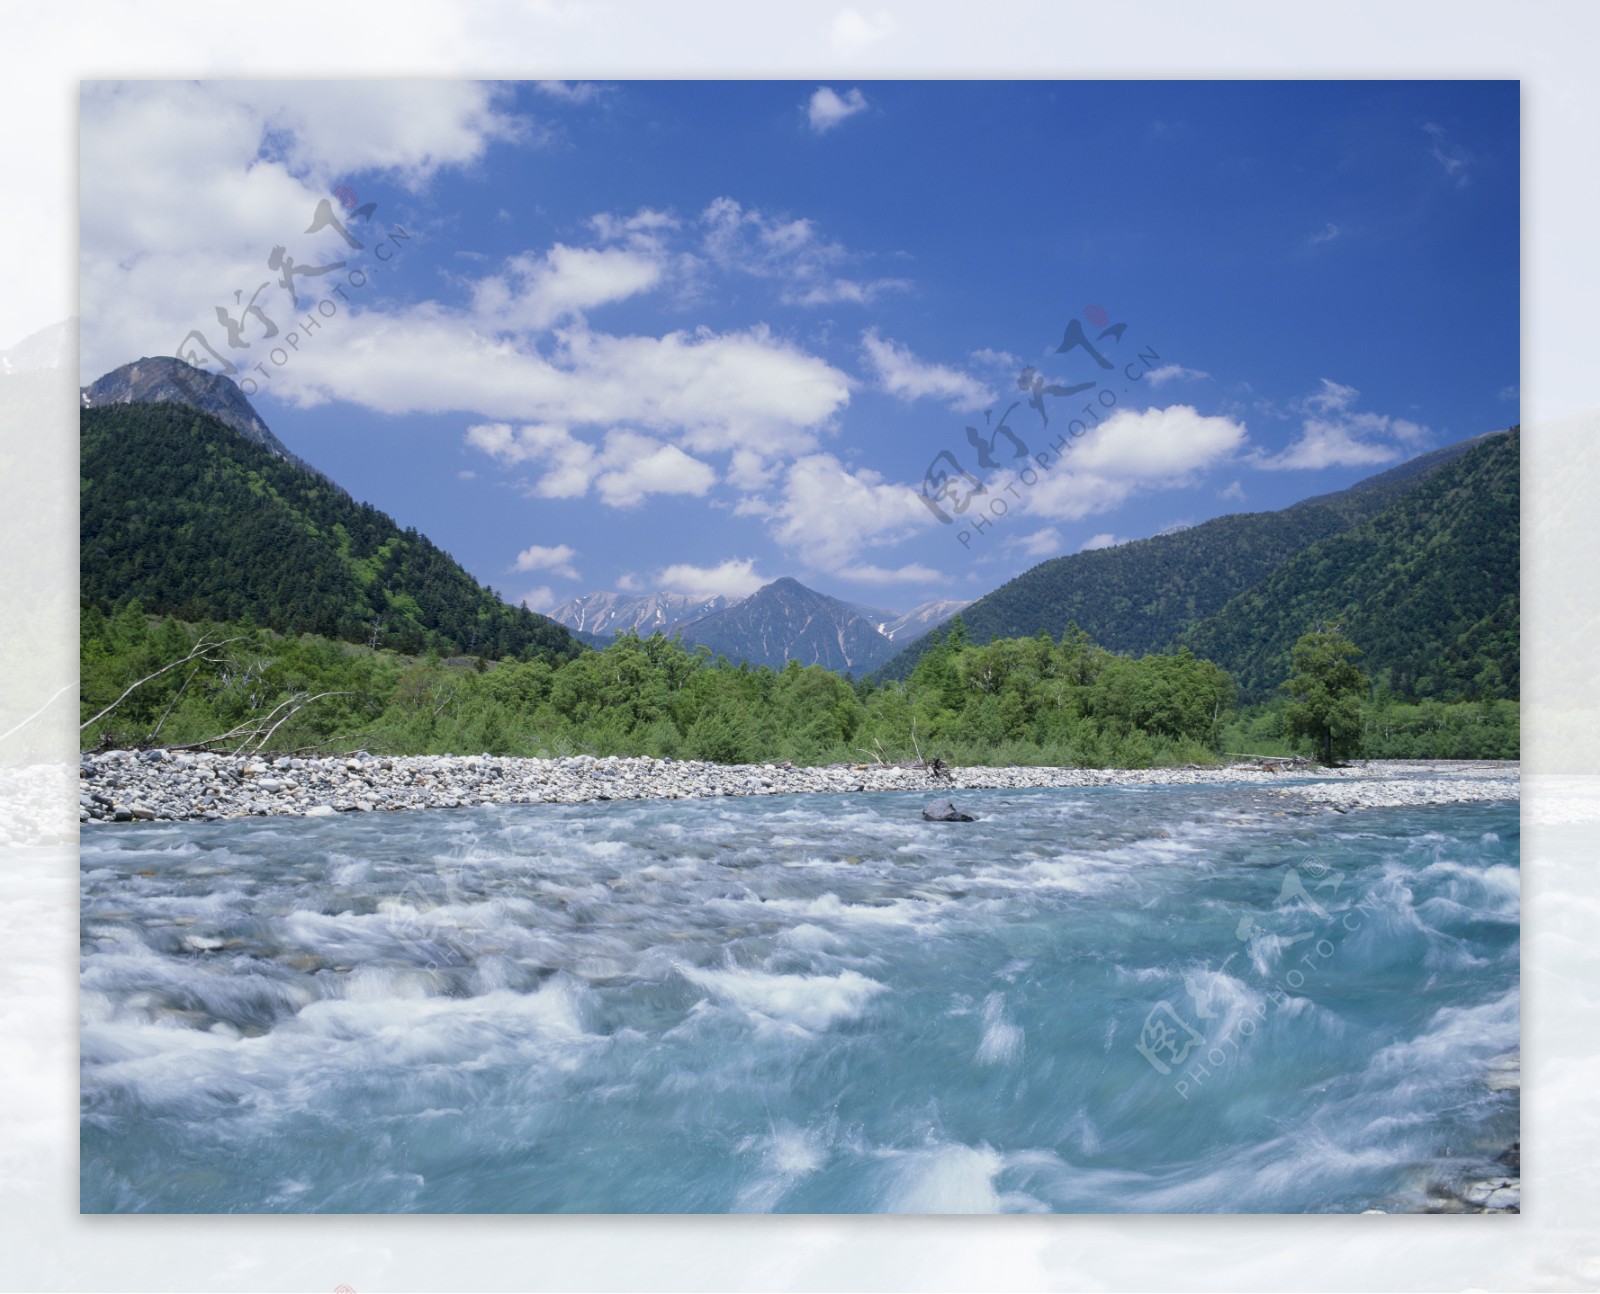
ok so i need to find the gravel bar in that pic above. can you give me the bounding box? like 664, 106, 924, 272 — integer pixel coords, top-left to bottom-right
76, 751, 1520, 825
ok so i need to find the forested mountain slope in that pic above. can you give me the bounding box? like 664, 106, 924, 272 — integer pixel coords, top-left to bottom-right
1180, 428, 1519, 699
81, 401, 584, 662
875, 430, 1512, 693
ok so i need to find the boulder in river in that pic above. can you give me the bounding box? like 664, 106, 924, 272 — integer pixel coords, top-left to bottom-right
923, 799, 975, 822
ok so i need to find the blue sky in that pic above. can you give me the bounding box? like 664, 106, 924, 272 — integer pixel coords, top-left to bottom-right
79, 79, 1518, 614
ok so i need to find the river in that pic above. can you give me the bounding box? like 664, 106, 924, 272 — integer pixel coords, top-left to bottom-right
80, 777, 1519, 1213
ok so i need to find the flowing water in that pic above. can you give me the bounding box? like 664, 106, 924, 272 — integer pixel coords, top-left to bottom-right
80, 779, 1519, 1213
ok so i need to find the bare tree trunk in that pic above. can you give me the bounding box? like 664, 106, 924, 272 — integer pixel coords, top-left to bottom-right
163, 691, 353, 754
80, 637, 244, 733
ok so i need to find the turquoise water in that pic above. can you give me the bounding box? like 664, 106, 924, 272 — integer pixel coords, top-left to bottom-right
80, 781, 1519, 1213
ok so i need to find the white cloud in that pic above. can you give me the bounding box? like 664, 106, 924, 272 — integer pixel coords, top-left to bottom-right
280, 318, 849, 461
1260, 425, 1400, 471
519, 586, 556, 613
589, 207, 679, 248
78, 80, 528, 381
1071, 404, 1247, 478
1306, 378, 1359, 413
1145, 364, 1211, 388
835, 562, 943, 585
534, 81, 606, 105
807, 86, 868, 134
971, 347, 1023, 371
656, 558, 767, 601
1306, 222, 1342, 247
594, 431, 718, 507
1023, 404, 1246, 521
512, 543, 580, 579
766, 452, 934, 573
1022, 471, 1138, 522
1013, 527, 1062, 559
217, 81, 525, 190
1423, 122, 1473, 187
699, 197, 907, 307
78, 83, 857, 466
726, 447, 781, 492
467, 422, 716, 507
471, 243, 665, 330
616, 572, 644, 593
1498, 384, 1519, 402
1080, 533, 1128, 552
830, 8, 896, 56
1218, 479, 1245, 501
861, 329, 992, 411
1254, 379, 1430, 470
457, 469, 476, 480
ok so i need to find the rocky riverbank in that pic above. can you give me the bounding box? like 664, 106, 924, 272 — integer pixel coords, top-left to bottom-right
76, 750, 1519, 825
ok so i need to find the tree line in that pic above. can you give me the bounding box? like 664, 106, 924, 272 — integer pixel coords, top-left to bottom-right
81, 604, 1516, 766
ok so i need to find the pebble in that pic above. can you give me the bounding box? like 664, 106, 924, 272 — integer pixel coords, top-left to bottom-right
69, 753, 1520, 826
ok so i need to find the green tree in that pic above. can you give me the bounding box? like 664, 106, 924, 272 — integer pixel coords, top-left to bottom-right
1283, 628, 1370, 764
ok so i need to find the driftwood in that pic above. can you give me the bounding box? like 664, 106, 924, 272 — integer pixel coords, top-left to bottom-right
847, 751, 955, 783
163, 691, 354, 755
80, 636, 245, 732
1226, 752, 1314, 774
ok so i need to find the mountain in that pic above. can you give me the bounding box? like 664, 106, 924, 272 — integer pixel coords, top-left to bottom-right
676, 577, 901, 673
875, 431, 1514, 695
81, 356, 323, 479
548, 590, 735, 641
550, 585, 969, 670
839, 598, 899, 628
1288, 431, 1501, 522
876, 508, 1351, 680
80, 397, 584, 664
1179, 428, 1518, 699
879, 599, 972, 642
2, 318, 75, 374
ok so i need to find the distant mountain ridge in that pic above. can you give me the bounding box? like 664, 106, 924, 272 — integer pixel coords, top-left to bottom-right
674, 577, 896, 673
549, 590, 733, 640
547, 582, 972, 671
878, 598, 974, 642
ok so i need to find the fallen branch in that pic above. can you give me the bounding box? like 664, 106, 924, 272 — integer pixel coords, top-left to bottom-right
146, 664, 202, 745
80, 637, 245, 732
163, 690, 353, 755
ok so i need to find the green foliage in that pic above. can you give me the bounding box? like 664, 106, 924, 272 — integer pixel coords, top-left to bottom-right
1358, 697, 1520, 760
1283, 629, 1370, 764
80, 402, 583, 664
1087, 649, 1233, 746
1221, 694, 1518, 762
80, 613, 1258, 767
